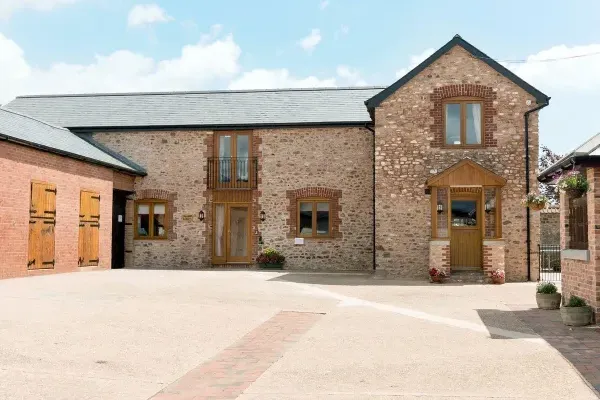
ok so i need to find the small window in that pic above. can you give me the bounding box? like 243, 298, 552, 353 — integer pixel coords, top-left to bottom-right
444, 98, 483, 146
135, 201, 168, 239
297, 199, 331, 238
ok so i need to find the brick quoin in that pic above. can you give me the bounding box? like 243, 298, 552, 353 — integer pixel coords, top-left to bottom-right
0, 141, 133, 280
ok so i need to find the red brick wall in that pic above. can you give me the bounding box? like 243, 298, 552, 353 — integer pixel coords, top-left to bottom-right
560, 168, 600, 318
0, 141, 115, 279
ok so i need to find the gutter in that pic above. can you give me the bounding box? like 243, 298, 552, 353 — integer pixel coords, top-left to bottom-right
0, 133, 145, 176
524, 100, 550, 281
365, 124, 377, 271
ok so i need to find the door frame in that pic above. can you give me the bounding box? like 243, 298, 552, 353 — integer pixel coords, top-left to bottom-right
214, 131, 253, 188
212, 202, 253, 264
111, 189, 129, 269
450, 194, 483, 268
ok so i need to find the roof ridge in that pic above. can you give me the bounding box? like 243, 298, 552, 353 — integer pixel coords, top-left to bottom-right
0, 107, 69, 132
15, 86, 388, 99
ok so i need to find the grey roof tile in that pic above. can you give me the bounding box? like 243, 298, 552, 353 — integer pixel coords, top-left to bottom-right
0, 107, 143, 174
4, 87, 385, 129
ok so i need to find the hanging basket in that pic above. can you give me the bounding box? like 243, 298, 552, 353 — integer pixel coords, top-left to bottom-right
565, 188, 585, 198
528, 203, 546, 211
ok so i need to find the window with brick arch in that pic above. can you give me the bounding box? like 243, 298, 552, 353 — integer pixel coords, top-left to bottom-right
135, 200, 168, 240
297, 198, 332, 238
443, 97, 484, 147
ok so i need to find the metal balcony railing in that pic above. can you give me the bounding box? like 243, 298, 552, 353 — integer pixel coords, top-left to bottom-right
207, 157, 258, 189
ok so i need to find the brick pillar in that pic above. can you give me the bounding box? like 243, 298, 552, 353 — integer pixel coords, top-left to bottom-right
429, 240, 450, 276
483, 240, 505, 280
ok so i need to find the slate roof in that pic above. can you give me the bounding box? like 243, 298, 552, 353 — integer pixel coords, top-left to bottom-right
4, 87, 385, 130
538, 133, 600, 182
0, 107, 145, 174
366, 35, 550, 109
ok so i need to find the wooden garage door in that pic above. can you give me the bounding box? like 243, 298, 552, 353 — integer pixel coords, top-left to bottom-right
28, 182, 56, 269
79, 191, 100, 267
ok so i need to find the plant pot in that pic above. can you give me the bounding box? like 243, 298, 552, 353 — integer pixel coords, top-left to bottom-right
536, 292, 561, 310
492, 276, 505, 284
560, 305, 593, 326
565, 188, 585, 198
430, 275, 447, 283
528, 203, 546, 211
258, 263, 284, 270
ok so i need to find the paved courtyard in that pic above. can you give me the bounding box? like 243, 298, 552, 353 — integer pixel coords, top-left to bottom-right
0, 270, 598, 400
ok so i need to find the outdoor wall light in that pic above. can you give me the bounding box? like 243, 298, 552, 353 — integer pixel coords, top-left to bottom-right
199, 210, 205, 222
260, 210, 266, 222
436, 203, 443, 214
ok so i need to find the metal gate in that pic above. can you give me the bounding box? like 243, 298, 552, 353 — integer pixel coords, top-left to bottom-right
538, 244, 561, 282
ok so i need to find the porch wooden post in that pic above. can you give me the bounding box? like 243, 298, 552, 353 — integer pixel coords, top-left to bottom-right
481, 186, 486, 240
446, 187, 451, 234
496, 187, 502, 238
431, 187, 437, 238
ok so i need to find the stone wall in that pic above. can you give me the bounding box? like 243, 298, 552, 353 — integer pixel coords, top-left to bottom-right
429, 240, 450, 275
93, 130, 211, 269
257, 127, 373, 270
374, 45, 540, 280
560, 168, 599, 319
483, 240, 506, 280
540, 207, 560, 245
93, 126, 374, 271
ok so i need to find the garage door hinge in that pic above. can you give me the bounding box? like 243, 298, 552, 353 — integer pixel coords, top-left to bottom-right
42, 260, 55, 266
45, 188, 57, 194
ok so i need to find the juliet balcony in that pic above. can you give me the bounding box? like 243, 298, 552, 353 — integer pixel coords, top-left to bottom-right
207, 157, 258, 190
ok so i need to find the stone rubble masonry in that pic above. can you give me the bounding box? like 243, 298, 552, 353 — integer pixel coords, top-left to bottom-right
483, 240, 506, 279
93, 130, 211, 269
0, 140, 121, 279
429, 240, 450, 275
93, 126, 374, 271
374, 45, 540, 280
540, 207, 560, 245
560, 168, 600, 320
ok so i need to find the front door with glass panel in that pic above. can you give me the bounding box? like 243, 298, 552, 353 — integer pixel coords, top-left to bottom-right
450, 196, 482, 269
215, 131, 252, 188
213, 203, 251, 263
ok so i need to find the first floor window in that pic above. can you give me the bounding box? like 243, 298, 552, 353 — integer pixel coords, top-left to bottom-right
444, 98, 483, 146
136, 201, 167, 239
297, 199, 331, 238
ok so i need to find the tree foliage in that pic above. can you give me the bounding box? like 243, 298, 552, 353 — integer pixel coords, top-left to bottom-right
539, 145, 563, 203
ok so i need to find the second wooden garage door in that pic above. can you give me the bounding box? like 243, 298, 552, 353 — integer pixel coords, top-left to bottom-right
79, 191, 100, 267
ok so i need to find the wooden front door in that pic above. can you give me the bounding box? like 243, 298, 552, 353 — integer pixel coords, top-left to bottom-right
28, 181, 56, 269
450, 196, 482, 269
78, 191, 100, 267
213, 203, 252, 264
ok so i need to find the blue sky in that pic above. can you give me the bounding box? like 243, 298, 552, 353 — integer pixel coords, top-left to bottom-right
1, 0, 600, 155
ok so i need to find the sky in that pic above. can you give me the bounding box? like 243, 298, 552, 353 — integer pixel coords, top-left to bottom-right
1, 0, 599, 155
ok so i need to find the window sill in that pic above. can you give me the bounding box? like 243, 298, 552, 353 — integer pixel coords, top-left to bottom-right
561, 249, 590, 262
134, 237, 169, 241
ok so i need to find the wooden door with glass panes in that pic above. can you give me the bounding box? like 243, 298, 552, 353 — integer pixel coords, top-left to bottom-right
213, 203, 251, 264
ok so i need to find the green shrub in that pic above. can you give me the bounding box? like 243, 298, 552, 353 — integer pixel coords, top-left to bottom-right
565, 295, 587, 307
536, 282, 558, 294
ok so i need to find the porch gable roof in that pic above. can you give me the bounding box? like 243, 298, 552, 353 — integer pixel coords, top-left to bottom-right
426, 159, 506, 187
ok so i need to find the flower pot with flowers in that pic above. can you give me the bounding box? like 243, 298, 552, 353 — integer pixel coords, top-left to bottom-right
557, 170, 589, 198
256, 248, 285, 269
521, 193, 548, 211
428, 267, 447, 283
490, 269, 505, 284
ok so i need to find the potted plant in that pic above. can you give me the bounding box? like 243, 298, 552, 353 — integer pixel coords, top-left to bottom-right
256, 248, 285, 269
490, 269, 505, 284
536, 282, 561, 309
560, 295, 593, 326
428, 267, 447, 283
521, 193, 548, 211
557, 170, 589, 198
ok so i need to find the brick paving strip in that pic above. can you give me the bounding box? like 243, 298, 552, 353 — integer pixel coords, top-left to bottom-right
148, 311, 323, 400
509, 306, 600, 397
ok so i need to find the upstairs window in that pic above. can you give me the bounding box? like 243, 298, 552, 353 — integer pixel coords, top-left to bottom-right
444, 98, 483, 146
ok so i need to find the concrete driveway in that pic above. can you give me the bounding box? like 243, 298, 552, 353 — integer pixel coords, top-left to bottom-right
0, 270, 596, 400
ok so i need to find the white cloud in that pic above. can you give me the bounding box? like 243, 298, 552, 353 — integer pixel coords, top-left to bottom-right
507, 44, 600, 93
228, 65, 366, 90
0, 0, 79, 19
336, 65, 366, 86
319, 0, 329, 10
127, 3, 173, 27
334, 24, 349, 40
298, 29, 322, 52
395, 48, 435, 78
229, 69, 335, 90
0, 30, 241, 103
